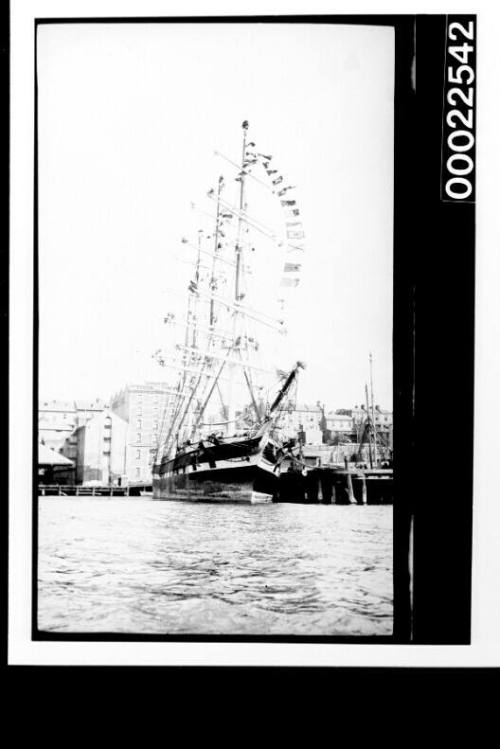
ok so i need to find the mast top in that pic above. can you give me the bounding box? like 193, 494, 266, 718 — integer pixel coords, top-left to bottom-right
242, 120, 249, 130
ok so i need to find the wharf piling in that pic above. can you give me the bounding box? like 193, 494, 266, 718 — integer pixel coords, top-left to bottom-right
276, 467, 392, 505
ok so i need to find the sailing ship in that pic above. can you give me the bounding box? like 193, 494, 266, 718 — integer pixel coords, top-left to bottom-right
152, 120, 306, 503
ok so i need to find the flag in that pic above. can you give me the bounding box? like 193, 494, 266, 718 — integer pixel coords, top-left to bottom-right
280, 200, 297, 207
272, 176, 283, 185
283, 207, 300, 220
284, 263, 302, 273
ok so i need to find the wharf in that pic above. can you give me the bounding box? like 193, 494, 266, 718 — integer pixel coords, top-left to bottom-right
277, 467, 393, 505
38, 483, 152, 497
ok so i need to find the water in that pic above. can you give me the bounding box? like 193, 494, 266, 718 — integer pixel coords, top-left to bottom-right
38, 498, 393, 636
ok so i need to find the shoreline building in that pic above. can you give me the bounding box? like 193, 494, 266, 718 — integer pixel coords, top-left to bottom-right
323, 409, 356, 444
38, 399, 77, 453
72, 410, 128, 485
277, 403, 324, 445
352, 404, 393, 448
110, 382, 178, 484
38, 441, 75, 485
39, 398, 108, 455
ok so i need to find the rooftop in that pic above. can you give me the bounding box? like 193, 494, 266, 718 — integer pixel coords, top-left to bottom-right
39, 400, 75, 412
38, 442, 74, 466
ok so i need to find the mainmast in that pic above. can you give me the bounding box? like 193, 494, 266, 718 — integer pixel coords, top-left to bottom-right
223, 120, 253, 436
234, 120, 249, 304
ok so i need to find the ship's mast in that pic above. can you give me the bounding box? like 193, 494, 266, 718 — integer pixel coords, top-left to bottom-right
224, 120, 252, 435
365, 383, 374, 468
234, 120, 249, 304
209, 176, 224, 328
192, 229, 203, 349
369, 351, 379, 465
157, 120, 299, 455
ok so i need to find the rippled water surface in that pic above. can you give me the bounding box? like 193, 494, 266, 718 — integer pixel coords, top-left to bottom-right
38, 498, 393, 635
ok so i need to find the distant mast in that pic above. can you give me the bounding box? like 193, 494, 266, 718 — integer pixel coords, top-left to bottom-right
369, 352, 378, 465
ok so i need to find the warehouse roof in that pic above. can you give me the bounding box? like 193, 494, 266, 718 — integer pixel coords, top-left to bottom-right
38, 442, 74, 466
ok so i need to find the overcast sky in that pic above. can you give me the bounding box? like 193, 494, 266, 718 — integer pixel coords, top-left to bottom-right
37, 22, 394, 410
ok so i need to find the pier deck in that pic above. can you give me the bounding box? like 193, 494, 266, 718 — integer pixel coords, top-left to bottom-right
38, 484, 153, 497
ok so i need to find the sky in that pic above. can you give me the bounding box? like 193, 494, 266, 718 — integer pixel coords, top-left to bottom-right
37, 22, 394, 410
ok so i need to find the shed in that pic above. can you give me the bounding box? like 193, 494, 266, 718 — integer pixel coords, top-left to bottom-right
38, 442, 75, 485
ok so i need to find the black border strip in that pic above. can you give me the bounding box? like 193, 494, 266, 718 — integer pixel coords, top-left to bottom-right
412, 15, 475, 644
2, 0, 9, 668
32, 15, 39, 654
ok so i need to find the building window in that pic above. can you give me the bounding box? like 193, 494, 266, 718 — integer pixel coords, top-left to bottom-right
136, 450, 141, 461
137, 432, 141, 443
137, 419, 142, 429
136, 467, 141, 478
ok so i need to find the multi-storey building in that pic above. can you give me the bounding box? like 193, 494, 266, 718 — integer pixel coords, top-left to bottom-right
39, 398, 108, 454
352, 404, 392, 427
38, 400, 77, 452
276, 403, 324, 444
324, 410, 355, 441
110, 382, 178, 483
73, 410, 128, 485
352, 404, 393, 446
74, 399, 108, 427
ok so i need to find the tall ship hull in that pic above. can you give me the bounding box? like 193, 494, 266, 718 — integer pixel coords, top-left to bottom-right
154, 433, 280, 503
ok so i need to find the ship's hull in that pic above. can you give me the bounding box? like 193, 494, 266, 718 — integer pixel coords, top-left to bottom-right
153, 434, 279, 503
